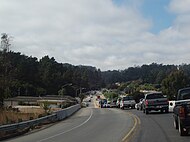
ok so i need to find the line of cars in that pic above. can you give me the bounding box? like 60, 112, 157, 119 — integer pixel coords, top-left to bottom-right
98, 95, 137, 110
137, 92, 169, 114
99, 97, 136, 109
99, 99, 117, 108
135, 88, 190, 136
98, 88, 190, 136
116, 93, 168, 112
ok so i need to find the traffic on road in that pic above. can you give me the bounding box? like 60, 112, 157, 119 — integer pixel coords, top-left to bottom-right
3, 90, 190, 142
95, 89, 190, 142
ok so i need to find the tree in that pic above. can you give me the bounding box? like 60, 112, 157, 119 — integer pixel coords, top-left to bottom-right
1, 33, 12, 52
0, 33, 12, 108
58, 88, 66, 97
161, 70, 189, 100
104, 91, 118, 100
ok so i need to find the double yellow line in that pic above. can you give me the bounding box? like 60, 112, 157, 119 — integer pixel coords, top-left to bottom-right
122, 112, 141, 142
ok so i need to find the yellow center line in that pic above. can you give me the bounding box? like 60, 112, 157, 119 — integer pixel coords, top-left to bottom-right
122, 112, 141, 142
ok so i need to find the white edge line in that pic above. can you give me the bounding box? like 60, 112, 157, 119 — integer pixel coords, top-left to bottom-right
37, 109, 93, 142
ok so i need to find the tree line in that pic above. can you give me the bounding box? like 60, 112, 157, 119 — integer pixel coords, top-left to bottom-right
102, 63, 179, 85
1, 33, 190, 106
0, 33, 104, 107
103, 63, 190, 100
0, 51, 104, 106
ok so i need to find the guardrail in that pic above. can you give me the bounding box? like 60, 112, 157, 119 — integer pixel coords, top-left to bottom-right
0, 104, 81, 138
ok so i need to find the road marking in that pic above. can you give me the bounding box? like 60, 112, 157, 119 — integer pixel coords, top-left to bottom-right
122, 112, 141, 142
37, 108, 93, 142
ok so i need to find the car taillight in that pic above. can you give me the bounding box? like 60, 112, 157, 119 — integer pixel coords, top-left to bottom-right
179, 106, 185, 118
150, 101, 154, 105
145, 100, 148, 105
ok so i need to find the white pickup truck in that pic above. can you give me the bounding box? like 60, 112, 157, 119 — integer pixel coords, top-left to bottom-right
120, 96, 136, 109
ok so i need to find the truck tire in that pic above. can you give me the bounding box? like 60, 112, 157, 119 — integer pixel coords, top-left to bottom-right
145, 109, 149, 114
178, 116, 188, 136
173, 117, 178, 129
161, 109, 163, 113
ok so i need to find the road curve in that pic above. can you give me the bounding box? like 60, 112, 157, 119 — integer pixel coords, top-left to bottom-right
5, 103, 134, 142
127, 109, 190, 142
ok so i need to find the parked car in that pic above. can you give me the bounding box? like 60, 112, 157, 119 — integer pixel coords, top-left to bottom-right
82, 102, 89, 107
110, 99, 117, 108
99, 99, 107, 108
142, 92, 169, 114
136, 98, 144, 110
173, 88, 190, 136
106, 101, 111, 108
120, 96, 136, 109
116, 98, 121, 108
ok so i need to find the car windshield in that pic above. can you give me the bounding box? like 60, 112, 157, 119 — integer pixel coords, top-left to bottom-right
146, 93, 164, 99
101, 99, 107, 103
123, 96, 133, 101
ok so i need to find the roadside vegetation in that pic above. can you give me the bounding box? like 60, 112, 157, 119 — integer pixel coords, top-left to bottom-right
104, 91, 118, 101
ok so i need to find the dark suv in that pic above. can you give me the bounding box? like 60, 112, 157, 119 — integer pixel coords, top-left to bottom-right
142, 92, 169, 114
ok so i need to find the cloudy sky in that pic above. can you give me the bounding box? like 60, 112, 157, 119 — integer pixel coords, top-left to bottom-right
0, 0, 190, 71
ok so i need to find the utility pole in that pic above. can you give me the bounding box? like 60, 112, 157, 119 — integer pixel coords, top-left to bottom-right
59, 83, 72, 99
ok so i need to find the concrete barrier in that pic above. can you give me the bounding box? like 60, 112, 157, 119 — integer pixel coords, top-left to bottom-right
56, 104, 81, 120
0, 104, 81, 138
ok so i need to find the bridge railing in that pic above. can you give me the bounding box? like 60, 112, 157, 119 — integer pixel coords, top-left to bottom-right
0, 104, 81, 133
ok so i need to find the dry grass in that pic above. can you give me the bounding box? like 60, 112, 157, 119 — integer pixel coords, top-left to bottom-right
0, 106, 63, 126
0, 108, 45, 125
0, 106, 64, 139
0, 107, 49, 139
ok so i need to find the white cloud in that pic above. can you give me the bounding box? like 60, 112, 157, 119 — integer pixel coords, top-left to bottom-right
0, 0, 190, 70
169, 0, 190, 14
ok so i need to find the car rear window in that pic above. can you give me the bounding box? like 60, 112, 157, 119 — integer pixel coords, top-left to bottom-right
146, 93, 164, 99
179, 89, 190, 100
123, 96, 133, 101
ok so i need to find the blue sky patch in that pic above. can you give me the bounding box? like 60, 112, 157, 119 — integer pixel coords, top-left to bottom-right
141, 0, 176, 34
113, 0, 176, 34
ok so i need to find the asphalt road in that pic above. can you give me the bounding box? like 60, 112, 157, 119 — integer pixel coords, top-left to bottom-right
126, 109, 190, 142
5, 102, 134, 142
